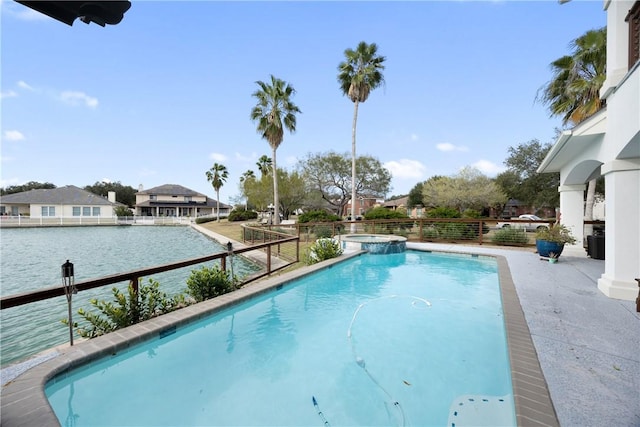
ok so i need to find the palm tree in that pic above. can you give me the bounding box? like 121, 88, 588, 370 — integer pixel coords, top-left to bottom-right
256, 155, 272, 178
205, 163, 229, 222
240, 169, 256, 210
250, 75, 301, 226
537, 27, 606, 224
337, 41, 386, 230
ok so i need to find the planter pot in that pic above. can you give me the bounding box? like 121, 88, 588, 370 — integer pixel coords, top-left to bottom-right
536, 240, 565, 258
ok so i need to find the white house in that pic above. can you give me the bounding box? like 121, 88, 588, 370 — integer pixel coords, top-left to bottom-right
0, 185, 118, 218
538, 0, 639, 301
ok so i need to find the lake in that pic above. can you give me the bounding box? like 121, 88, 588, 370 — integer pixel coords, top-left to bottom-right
0, 225, 259, 366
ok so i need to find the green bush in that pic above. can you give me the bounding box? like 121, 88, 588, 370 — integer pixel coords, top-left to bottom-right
422, 226, 439, 241
425, 207, 460, 218
298, 210, 342, 223
492, 227, 529, 245
186, 265, 236, 302
114, 206, 133, 217
314, 225, 334, 239
228, 208, 258, 222
63, 279, 188, 338
363, 206, 408, 220
304, 238, 343, 265
195, 216, 216, 224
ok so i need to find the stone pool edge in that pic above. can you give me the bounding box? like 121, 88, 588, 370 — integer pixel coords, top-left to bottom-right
1, 249, 559, 427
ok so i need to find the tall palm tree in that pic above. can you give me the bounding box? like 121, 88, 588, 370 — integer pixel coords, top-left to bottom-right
256, 155, 272, 178
337, 41, 386, 230
240, 169, 256, 210
537, 27, 606, 224
250, 75, 301, 226
205, 163, 229, 222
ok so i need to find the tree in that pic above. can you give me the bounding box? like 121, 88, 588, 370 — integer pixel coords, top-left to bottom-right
422, 167, 507, 213
84, 181, 137, 206
1, 181, 55, 195
537, 27, 606, 222
250, 75, 301, 225
299, 151, 391, 216
239, 170, 256, 210
498, 139, 559, 209
205, 163, 229, 222
407, 182, 425, 208
243, 168, 306, 219
337, 41, 386, 231
256, 155, 272, 178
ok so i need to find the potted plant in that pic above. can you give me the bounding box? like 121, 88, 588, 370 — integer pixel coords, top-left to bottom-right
535, 223, 577, 259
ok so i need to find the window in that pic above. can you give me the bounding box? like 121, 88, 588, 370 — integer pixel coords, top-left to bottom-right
83, 207, 91, 216
150, 195, 156, 200
93, 207, 101, 216
185, 196, 192, 202
73, 207, 81, 216
628, 1, 640, 69
41, 206, 55, 217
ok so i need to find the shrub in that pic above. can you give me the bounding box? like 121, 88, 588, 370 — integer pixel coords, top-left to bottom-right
422, 226, 439, 241
114, 206, 133, 217
492, 227, 530, 245
425, 207, 460, 218
298, 210, 342, 223
195, 216, 216, 224
363, 206, 408, 220
228, 208, 258, 222
63, 279, 188, 338
186, 265, 237, 302
304, 238, 343, 265
314, 225, 334, 239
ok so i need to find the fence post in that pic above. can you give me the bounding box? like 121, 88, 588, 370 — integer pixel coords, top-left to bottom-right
266, 245, 272, 274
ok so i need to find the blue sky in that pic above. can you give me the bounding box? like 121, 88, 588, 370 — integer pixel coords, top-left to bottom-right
1, 0, 605, 205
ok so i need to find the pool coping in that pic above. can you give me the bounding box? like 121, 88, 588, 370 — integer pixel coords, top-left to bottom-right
0, 249, 559, 427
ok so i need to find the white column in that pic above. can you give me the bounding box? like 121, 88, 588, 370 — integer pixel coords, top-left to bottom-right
597, 160, 640, 300
558, 184, 586, 249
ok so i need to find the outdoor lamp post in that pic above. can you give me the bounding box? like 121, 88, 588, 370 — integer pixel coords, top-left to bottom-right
61, 260, 76, 346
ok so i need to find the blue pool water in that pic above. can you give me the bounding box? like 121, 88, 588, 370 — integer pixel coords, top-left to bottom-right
46, 251, 515, 426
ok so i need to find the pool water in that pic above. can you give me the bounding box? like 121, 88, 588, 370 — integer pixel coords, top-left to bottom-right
46, 251, 515, 426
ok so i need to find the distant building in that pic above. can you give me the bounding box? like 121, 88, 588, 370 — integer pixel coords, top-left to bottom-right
134, 184, 231, 217
0, 185, 118, 218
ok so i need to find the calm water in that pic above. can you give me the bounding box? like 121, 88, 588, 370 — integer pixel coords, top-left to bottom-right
0, 226, 259, 366
46, 251, 515, 426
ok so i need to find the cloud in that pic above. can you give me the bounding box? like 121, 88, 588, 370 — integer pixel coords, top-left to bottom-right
138, 168, 157, 177
59, 91, 98, 109
471, 159, 505, 176
436, 142, 468, 152
384, 159, 426, 179
410, 133, 419, 141
4, 1, 50, 21
17, 80, 34, 91
1, 90, 18, 99
3, 130, 25, 141
284, 155, 298, 166
101, 178, 113, 184
209, 152, 227, 162
235, 151, 258, 162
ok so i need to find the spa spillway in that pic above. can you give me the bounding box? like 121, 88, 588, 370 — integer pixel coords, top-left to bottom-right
337, 234, 407, 254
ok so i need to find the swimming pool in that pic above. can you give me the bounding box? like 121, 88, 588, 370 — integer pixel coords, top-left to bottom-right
44, 250, 515, 426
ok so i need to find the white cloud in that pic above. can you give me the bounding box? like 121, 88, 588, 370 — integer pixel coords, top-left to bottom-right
1, 90, 18, 99
284, 155, 298, 166
101, 178, 113, 184
5, 1, 50, 21
3, 130, 25, 141
209, 152, 227, 162
471, 159, 505, 176
436, 142, 469, 152
384, 159, 426, 179
410, 133, 419, 141
17, 80, 34, 91
235, 151, 258, 162
60, 91, 98, 109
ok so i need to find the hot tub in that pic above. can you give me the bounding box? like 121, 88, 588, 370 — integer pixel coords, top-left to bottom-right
337, 234, 407, 254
